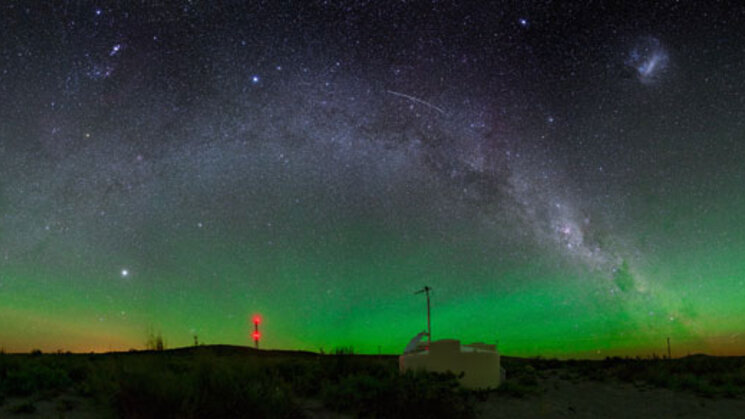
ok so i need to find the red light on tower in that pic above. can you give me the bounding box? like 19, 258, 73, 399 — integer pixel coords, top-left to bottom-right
251, 314, 261, 349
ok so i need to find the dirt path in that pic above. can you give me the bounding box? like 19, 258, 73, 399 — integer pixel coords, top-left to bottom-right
477, 373, 745, 418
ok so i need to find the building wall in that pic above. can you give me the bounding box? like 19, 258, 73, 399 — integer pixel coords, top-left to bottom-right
399, 339, 502, 389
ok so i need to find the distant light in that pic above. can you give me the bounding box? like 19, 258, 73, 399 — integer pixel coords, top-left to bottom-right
252, 331, 261, 340
95, 8, 102, 16
251, 75, 260, 84
253, 315, 262, 325
121, 269, 129, 277
518, 18, 529, 27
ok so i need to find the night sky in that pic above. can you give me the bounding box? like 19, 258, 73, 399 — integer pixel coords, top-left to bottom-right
2, 1, 745, 357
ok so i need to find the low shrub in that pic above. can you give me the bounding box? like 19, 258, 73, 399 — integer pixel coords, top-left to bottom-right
602, 357, 745, 398
7, 400, 36, 414
3, 361, 71, 397
272, 360, 323, 397
55, 398, 77, 413
495, 380, 540, 398
322, 370, 474, 418
89, 354, 303, 419
721, 383, 740, 398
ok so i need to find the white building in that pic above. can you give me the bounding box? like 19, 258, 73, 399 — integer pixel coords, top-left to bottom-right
399, 336, 504, 389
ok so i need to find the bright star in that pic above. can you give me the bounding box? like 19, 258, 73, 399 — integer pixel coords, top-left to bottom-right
121, 269, 129, 277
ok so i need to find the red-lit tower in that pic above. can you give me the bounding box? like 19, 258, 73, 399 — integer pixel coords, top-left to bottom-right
252, 315, 261, 349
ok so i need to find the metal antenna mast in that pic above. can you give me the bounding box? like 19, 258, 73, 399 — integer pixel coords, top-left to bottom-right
415, 286, 432, 347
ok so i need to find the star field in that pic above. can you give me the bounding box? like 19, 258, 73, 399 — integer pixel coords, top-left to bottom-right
1, 1, 745, 357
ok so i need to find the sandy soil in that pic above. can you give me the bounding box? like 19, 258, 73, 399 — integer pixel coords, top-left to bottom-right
477, 371, 745, 418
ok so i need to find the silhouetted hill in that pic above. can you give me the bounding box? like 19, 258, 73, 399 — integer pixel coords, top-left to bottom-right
107, 344, 399, 360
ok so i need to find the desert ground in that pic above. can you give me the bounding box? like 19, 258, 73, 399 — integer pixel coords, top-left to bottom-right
1, 346, 744, 418
477, 368, 745, 418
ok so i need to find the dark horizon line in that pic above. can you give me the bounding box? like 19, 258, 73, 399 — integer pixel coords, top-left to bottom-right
3, 343, 744, 361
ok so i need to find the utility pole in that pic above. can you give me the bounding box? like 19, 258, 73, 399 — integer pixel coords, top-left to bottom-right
415, 286, 432, 348
667, 337, 671, 359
